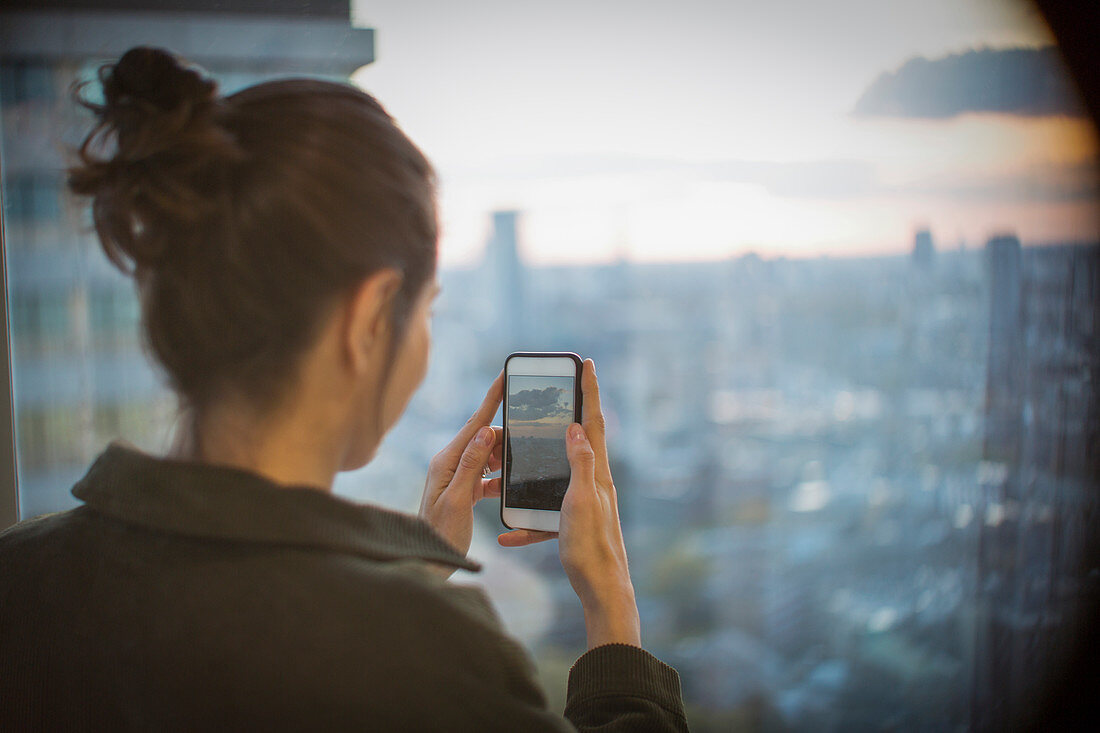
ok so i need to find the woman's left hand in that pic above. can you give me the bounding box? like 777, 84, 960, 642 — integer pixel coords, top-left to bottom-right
419, 372, 504, 569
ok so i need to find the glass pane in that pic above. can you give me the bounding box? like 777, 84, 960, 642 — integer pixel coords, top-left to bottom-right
3, 2, 1098, 730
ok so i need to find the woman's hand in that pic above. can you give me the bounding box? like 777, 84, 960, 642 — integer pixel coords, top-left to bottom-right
419, 372, 503, 572
498, 359, 641, 649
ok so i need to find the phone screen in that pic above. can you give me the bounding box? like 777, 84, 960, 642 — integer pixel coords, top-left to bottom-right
504, 374, 576, 510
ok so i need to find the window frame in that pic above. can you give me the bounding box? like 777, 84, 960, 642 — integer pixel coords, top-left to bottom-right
0, 164, 19, 530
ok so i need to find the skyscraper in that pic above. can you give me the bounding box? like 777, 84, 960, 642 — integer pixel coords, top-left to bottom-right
913, 228, 935, 269
483, 209, 527, 349
973, 235, 1100, 729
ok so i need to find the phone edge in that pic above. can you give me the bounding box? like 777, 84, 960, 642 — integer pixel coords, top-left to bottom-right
499, 351, 582, 532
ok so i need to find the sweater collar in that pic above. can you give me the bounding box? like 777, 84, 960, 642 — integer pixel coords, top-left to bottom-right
72, 443, 480, 573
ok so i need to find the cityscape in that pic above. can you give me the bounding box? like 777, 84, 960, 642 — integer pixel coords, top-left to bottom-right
336, 212, 1096, 730
3, 2, 1099, 731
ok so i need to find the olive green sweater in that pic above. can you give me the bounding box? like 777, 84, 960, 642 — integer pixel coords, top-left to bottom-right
0, 444, 687, 731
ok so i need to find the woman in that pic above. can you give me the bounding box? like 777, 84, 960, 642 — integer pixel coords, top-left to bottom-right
0, 47, 686, 731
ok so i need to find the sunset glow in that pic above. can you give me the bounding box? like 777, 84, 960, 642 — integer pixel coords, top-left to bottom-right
352, 0, 1098, 265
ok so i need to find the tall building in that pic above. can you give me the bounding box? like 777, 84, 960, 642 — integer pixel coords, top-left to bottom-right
483, 209, 527, 349
982, 235, 1023, 464
973, 235, 1100, 729
0, 1, 374, 517
913, 227, 935, 268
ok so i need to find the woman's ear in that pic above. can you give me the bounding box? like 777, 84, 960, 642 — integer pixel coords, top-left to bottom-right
344, 268, 404, 375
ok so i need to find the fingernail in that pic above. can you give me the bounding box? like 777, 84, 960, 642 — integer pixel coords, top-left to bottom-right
477, 426, 494, 447
568, 424, 585, 442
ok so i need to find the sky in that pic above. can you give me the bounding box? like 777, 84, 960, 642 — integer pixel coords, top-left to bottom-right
508, 377, 574, 438
351, 0, 1099, 265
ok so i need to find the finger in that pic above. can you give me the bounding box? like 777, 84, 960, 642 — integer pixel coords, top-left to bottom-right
487, 426, 503, 472
479, 477, 501, 499
450, 372, 504, 452
497, 529, 558, 547
471, 371, 504, 425
579, 359, 612, 483
581, 359, 602, 423
446, 426, 496, 503
565, 423, 597, 493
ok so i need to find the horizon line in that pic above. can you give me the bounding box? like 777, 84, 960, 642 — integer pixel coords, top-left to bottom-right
439, 237, 1099, 271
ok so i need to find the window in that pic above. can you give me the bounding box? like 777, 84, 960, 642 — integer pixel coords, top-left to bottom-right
88, 286, 139, 348
10, 290, 71, 354
0, 62, 54, 106
2, 174, 61, 224
1, 2, 1097, 729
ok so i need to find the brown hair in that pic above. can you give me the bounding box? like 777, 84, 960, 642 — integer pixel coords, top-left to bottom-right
68, 47, 438, 415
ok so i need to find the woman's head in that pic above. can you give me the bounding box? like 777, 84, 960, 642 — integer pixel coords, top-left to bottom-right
69, 47, 438, 462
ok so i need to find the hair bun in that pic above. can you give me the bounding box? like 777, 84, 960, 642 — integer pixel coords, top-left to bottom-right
69, 47, 242, 272
107, 46, 216, 119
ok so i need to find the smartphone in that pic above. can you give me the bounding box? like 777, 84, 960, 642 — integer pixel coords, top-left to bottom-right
500, 352, 583, 532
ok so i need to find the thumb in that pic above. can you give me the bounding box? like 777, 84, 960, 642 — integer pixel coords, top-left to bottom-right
565, 423, 596, 484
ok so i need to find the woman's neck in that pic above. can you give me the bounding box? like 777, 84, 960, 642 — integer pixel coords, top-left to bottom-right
171, 397, 345, 492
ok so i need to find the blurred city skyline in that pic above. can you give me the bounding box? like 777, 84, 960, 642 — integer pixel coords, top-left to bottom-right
351, 0, 1098, 265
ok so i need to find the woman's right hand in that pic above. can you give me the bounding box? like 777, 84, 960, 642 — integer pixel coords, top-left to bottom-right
498, 359, 641, 650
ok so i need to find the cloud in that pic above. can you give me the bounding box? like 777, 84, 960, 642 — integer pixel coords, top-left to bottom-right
898, 160, 1099, 203
448, 148, 1097, 206
453, 154, 879, 199
853, 46, 1086, 119
509, 387, 570, 421
702, 159, 879, 198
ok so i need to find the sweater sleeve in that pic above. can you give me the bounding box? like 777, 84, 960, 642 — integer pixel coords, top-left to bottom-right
430, 577, 688, 732
565, 643, 688, 732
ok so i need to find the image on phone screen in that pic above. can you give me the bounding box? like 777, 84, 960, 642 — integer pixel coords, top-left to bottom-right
505, 374, 575, 511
